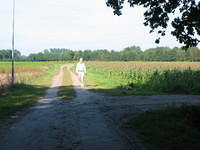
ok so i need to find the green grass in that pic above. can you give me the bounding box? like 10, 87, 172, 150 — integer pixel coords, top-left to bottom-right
127, 105, 200, 150
84, 64, 200, 96
58, 66, 76, 100
0, 61, 54, 66
0, 84, 46, 118
85, 67, 164, 96
0, 62, 61, 119
30, 63, 61, 86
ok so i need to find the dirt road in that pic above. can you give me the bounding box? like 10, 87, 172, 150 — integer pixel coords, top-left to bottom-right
0, 65, 200, 150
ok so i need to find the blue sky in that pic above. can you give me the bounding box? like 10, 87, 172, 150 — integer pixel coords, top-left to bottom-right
0, 0, 183, 55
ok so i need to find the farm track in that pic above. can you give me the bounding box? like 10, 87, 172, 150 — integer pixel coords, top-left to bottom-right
0, 65, 200, 150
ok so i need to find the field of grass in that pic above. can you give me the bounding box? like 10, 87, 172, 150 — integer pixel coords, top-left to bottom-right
127, 105, 200, 150
0, 62, 59, 87
0, 62, 63, 118
84, 61, 200, 95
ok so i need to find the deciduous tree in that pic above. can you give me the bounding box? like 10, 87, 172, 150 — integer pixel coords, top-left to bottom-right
106, 0, 200, 48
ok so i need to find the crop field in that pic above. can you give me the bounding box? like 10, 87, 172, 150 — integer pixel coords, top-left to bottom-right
0, 62, 60, 88
85, 61, 200, 95
0, 61, 64, 118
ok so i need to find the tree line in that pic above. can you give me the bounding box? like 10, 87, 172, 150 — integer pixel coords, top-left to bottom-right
0, 46, 200, 61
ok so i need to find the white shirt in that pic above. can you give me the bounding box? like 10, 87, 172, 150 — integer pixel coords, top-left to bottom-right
76, 62, 86, 73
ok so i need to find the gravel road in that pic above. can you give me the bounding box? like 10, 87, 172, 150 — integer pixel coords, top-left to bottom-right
0, 65, 200, 150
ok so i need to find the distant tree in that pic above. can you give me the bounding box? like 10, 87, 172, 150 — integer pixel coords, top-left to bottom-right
143, 47, 177, 61
106, 0, 200, 48
121, 46, 142, 61
1, 46, 200, 62
62, 50, 74, 61
0, 49, 22, 61
14, 50, 22, 61
188, 47, 200, 61
28, 54, 37, 61
83, 50, 92, 60
73, 51, 83, 60
176, 49, 187, 61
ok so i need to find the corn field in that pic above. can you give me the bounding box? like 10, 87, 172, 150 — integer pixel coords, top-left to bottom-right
87, 61, 200, 94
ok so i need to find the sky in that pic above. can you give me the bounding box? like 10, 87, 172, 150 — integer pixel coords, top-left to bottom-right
0, 0, 183, 55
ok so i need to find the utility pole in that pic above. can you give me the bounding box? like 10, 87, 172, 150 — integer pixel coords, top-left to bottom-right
11, 0, 15, 85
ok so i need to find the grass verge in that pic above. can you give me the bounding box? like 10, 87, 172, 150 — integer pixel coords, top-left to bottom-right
0, 84, 46, 118
85, 68, 163, 96
127, 105, 200, 150
0, 63, 61, 119
58, 66, 76, 100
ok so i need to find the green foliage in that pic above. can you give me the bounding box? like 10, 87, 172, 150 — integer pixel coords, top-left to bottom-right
106, 0, 200, 48
1, 46, 200, 62
86, 62, 200, 95
128, 105, 200, 150
0, 62, 61, 118
0, 49, 22, 61
0, 84, 46, 118
147, 69, 200, 93
181, 105, 200, 129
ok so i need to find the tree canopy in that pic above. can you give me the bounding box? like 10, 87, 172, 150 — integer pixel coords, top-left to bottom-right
1, 46, 200, 61
106, 0, 200, 48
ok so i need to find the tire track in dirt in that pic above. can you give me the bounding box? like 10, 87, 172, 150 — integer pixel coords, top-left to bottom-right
0, 65, 81, 150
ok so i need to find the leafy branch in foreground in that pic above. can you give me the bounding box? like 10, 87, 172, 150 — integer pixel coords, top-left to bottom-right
106, 0, 200, 49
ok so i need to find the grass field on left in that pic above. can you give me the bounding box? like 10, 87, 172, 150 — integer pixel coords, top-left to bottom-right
0, 61, 64, 119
